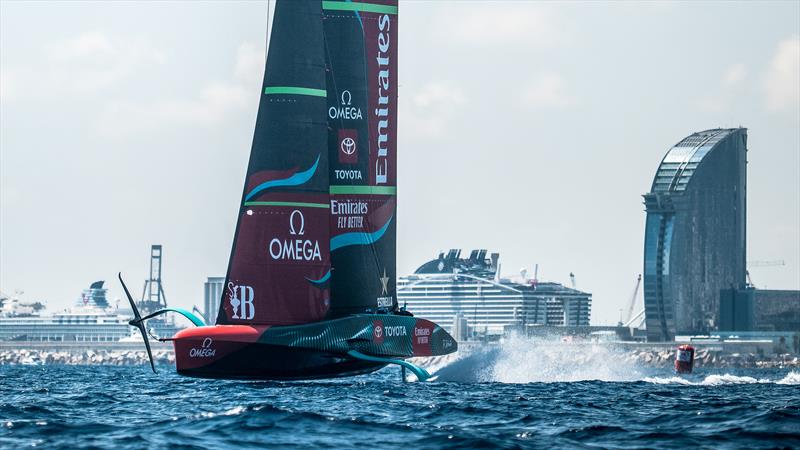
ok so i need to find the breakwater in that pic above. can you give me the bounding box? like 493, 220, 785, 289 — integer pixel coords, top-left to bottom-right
1, 341, 798, 369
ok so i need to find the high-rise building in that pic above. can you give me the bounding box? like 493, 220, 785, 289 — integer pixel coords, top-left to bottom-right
643, 128, 748, 341
203, 277, 225, 325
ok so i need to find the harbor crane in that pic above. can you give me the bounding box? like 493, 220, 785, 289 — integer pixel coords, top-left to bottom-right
139, 245, 168, 315
747, 260, 785, 267
619, 274, 644, 329
620, 274, 642, 325
745, 260, 785, 288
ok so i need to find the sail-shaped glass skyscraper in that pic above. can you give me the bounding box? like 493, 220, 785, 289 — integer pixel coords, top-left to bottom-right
643, 128, 748, 341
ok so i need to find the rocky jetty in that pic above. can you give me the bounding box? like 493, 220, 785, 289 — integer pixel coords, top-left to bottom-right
0, 349, 174, 366
622, 348, 800, 369
1, 345, 798, 369
410, 345, 800, 372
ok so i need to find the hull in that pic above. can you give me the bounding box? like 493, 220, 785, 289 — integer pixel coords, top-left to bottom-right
171, 314, 457, 380
176, 341, 384, 380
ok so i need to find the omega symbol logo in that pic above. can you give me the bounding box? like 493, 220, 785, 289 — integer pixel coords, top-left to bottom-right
289, 210, 305, 236
341, 90, 352, 106
341, 137, 356, 155
202, 338, 213, 348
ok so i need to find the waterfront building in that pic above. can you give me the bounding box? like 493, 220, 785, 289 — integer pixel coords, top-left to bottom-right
720, 288, 800, 332
643, 128, 748, 341
203, 277, 225, 325
398, 249, 591, 338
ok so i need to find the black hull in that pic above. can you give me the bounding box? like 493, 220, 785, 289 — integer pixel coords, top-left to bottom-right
177, 343, 385, 380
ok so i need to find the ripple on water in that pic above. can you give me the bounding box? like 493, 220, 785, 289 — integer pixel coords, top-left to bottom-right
0, 365, 799, 449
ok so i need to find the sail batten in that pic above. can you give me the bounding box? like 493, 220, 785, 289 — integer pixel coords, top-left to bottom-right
264, 86, 327, 97
329, 185, 397, 195
322, 1, 398, 15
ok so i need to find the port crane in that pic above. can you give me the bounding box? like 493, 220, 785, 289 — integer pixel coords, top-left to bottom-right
619, 274, 644, 329
745, 260, 785, 288
139, 245, 168, 315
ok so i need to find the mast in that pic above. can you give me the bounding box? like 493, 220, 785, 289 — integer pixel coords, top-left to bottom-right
217, 0, 330, 325
323, 0, 399, 317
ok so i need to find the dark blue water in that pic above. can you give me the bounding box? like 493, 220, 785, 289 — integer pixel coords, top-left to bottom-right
1, 363, 798, 449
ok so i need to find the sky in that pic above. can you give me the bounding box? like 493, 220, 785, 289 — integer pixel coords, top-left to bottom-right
1, 1, 798, 325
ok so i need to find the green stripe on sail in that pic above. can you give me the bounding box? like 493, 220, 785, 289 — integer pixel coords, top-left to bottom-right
264, 86, 327, 97
329, 185, 397, 195
322, 1, 398, 15
244, 201, 329, 209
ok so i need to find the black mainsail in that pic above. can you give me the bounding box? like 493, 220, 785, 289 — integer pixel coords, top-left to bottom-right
217, 0, 331, 325
218, 0, 399, 325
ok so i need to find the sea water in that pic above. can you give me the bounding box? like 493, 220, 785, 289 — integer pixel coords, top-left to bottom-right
1, 340, 798, 449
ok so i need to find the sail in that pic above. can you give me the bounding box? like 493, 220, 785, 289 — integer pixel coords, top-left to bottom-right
323, 0, 399, 317
217, 0, 330, 325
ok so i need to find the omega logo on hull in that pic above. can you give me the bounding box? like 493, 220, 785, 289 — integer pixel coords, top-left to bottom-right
189, 337, 216, 358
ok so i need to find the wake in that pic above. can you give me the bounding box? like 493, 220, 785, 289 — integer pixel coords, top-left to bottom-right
426, 335, 800, 385
643, 371, 800, 386
430, 335, 646, 383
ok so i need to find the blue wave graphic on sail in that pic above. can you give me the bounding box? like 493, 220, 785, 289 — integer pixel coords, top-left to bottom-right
330, 215, 392, 251
244, 154, 320, 201
346, 0, 364, 30
305, 269, 331, 286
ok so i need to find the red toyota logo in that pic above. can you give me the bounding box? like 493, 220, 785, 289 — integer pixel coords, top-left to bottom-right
372, 320, 384, 344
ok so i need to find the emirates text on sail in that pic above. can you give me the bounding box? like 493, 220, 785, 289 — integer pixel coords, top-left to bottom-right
375, 14, 391, 185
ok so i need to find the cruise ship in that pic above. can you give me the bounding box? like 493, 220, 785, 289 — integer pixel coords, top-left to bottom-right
0, 281, 182, 342
398, 250, 592, 339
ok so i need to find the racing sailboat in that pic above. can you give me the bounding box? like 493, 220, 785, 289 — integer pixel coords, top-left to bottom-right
119, 0, 457, 380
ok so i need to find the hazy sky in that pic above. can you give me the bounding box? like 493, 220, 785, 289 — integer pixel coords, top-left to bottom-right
2, 1, 798, 325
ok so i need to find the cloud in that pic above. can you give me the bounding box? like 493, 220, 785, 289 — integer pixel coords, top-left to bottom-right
696, 63, 748, 112
438, 3, 568, 49
764, 35, 800, 112
94, 41, 264, 138
723, 63, 747, 87
2, 31, 165, 101
96, 82, 250, 138
1, 32, 262, 138
521, 73, 576, 109
233, 41, 266, 85
401, 81, 466, 139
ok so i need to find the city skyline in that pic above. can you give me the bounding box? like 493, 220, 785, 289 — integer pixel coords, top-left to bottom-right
2, 1, 798, 325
